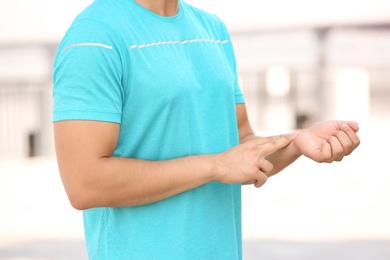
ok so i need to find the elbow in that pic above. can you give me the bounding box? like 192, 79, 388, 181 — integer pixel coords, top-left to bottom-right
62, 175, 99, 210
66, 187, 95, 210
68, 193, 93, 211
59, 160, 115, 210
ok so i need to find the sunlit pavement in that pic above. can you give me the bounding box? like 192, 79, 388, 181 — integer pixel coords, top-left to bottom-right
1, 120, 389, 259
0, 239, 389, 260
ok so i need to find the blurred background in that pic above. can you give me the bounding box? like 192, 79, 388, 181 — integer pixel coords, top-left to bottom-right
0, 0, 389, 259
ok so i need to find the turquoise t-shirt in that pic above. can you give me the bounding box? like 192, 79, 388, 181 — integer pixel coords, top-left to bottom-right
53, 0, 245, 259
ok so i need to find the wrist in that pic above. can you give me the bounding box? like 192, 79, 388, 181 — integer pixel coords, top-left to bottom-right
187, 154, 222, 183
206, 153, 226, 183
239, 133, 257, 144
289, 137, 303, 159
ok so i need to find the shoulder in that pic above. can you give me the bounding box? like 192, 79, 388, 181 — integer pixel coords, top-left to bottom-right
182, 2, 230, 35
55, 2, 127, 56
72, 1, 123, 28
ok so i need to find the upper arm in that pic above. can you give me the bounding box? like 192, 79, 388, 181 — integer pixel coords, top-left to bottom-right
53, 20, 123, 181
235, 104, 255, 142
54, 120, 120, 197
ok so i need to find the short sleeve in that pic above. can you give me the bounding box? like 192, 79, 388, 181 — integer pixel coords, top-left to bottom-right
52, 19, 123, 123
231, 54, 245, 104
215, 19, 245, 104
225, 38, 245, 104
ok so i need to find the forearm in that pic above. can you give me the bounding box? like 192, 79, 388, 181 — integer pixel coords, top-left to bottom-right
264, 141, 302, 176
63, 155, 217, 209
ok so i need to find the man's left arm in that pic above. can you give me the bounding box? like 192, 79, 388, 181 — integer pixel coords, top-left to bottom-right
236, 104, 302, 177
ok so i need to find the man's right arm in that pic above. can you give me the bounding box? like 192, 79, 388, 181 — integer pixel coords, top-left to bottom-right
54, 120, 294, 209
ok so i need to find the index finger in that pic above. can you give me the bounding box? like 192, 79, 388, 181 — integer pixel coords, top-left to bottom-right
256, 132, 297, 156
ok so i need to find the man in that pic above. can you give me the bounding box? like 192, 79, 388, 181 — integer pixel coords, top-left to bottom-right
52, 0, 360, 259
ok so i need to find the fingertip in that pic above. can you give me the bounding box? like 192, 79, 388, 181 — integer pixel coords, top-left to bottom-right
283, 132, 298, 139
254, 176, 268, 188
347, 121, 359, 132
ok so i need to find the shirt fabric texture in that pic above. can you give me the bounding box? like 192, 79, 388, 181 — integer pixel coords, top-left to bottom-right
52, 0, 245, 259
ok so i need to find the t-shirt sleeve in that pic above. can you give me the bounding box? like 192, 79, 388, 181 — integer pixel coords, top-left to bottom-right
214, 17, 245, 104
225, 36, 245, 104
229, 45, 245, 105
52, 19, 123, 123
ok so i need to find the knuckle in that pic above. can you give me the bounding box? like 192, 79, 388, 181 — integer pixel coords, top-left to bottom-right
246, 166, 257, 176
333, 146, 344, 155
255, 173, 268, 187
323, 153, 333, 162
266, 137, 277, 146
345, 139, 353, 148
354, 138, 361, 147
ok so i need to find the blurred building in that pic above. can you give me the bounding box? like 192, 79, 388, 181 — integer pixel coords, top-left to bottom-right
0, 23, 390, 159
0, 42, 56, 159
231, 23, 390, 133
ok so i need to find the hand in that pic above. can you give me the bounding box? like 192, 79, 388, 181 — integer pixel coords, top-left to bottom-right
293, 120, 360, 163
213, 133, 297, 188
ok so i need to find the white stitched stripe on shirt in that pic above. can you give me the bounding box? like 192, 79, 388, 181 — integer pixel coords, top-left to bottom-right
129, 39, 229, 49
62, 43, 113, 51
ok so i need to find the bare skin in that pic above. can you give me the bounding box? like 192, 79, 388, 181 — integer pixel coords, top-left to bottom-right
135, 0, 179, 16
54, 104, 359, 210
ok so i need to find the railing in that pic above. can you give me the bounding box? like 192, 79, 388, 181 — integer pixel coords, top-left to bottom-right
238, 67, 390, 133
0, 81, 53, 159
